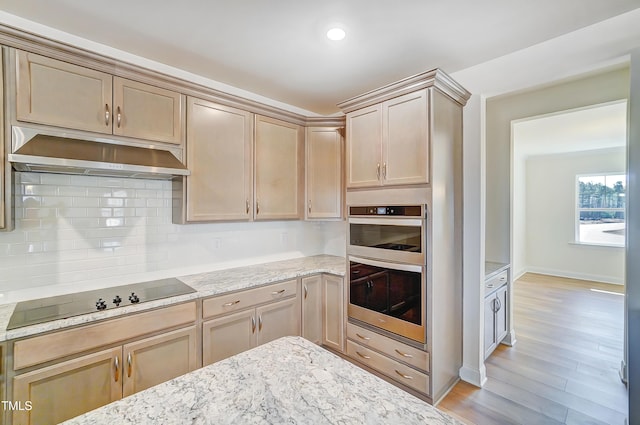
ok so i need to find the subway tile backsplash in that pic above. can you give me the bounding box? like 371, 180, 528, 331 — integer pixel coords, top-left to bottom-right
0, 172, 342, 303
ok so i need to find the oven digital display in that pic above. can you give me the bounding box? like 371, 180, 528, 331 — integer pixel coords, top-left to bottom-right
377, 207, 387, 215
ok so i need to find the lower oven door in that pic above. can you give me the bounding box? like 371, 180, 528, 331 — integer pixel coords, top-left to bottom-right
348, 256, 426, 344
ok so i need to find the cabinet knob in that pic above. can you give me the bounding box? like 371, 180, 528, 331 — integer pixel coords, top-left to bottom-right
116, 106, 122, 128
105, 104, 110, 126
251, 316, 256, 333
376, 163, 381, 180
127, 352, 132, 378
394, 370, 414, 380
114, 355, 120, 382
355, 351, 371, 360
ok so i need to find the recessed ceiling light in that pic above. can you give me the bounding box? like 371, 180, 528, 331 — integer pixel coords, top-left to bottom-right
326, 27, 346, 41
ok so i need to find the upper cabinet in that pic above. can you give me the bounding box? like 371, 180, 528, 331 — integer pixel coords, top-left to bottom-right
1, 47, 6, 231
254, 115, 304, 220
305, 127, 343, 219
345, 89, 428, 188
14, 50, 185, 145
184, 97, 253, 222
339, 70, 470, 190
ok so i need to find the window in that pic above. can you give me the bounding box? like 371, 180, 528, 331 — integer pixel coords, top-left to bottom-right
576, 174, 626, 246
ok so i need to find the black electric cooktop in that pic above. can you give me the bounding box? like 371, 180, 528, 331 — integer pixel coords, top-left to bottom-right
7, 278, 196, 330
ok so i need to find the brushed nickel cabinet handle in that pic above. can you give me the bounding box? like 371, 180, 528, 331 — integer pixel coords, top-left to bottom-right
395, 370, 414, 380
256, 199, 260, 215
355, 333, 371, 341
223, 300, 240, 307
127, 352, 132, 378
308, 200, 312, 213
114, 355, 120, 382
395, 349, 413, 358
116, 106, 122, 128
105, 104, 110, 126
304, 285, 308, 299
251, 316, 256, 333
246, 199, 250, 214
355, 351, 371, 360
383, 162, 387, 179
271, 289, 286, 295
376, 163, 381, 179
258, 315, 263, 331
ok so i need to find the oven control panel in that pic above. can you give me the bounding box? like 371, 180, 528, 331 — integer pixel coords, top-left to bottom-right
349, 205, 423, 217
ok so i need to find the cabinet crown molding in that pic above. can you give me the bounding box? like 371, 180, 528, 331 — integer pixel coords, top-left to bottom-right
336, 68, 471, 113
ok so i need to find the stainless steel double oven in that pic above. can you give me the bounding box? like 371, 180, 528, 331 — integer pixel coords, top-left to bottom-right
347, 204, 428, 345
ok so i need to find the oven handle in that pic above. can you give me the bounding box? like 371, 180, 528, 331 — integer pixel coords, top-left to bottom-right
348, 217, 424, 226
349, 256, 423, 273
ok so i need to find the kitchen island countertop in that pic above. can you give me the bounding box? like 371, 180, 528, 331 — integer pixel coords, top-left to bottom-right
61, 336, 460, 425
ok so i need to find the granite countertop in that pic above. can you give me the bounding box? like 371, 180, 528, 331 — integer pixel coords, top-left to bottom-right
61, 336, 460, 425
0, 255, 346, 342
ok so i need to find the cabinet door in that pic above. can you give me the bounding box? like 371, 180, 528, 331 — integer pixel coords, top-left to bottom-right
202, 309, 256, 366
113, 76, 184, 144
495, 285, 509, 344
301, 275, 322, 344
254, 115, 304, 220
122, 326, 197, 397
306, 127, 343, 219
382, 89, 429, 185
346, 105, 382, 188
483, 295, 497, 359
256, 297, 300, 346
0, 48, 4, 230
13, 347, 121, 425
15, 50, 113, 134
322, 275, 345, 352
186, 97, 253, 221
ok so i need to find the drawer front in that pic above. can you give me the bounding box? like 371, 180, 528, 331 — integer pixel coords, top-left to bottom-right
202, 279, 298, 319
347, 322, 429, 372
486, 270, 508, 288
14, 302, 196, 370
347, 340, 430, 395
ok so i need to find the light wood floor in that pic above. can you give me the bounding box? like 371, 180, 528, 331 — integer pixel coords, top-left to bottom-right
439, 273, 627, 425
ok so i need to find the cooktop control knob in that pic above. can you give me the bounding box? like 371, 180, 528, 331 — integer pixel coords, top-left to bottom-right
113, 295, 122, 307
96, 299, 107, 311
129, 292, 140, 304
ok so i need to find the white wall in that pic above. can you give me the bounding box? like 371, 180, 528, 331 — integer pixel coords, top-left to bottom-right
524, 149, 625, 284
0, 172, 338, 303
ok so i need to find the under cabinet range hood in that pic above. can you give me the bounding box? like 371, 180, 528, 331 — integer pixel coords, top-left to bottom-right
8, 126, 190, 179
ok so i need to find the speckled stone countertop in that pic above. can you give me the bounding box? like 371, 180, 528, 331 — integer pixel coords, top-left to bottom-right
61, 336, 460, 425
0, 255, 345, 342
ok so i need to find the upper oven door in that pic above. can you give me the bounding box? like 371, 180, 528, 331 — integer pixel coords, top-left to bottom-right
348, 216, 425, 265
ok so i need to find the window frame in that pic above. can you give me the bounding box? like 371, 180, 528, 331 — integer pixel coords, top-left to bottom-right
575, 172, 626, 247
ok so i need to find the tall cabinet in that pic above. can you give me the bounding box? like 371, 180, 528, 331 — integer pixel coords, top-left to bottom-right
339, 70, 470, 404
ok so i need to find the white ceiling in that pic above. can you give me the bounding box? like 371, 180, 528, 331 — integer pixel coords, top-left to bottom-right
1, 1, 639, 115
513, 101, 628, 157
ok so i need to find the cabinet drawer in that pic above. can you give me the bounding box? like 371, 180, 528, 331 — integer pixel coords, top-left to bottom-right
347, 322, 429, 372
347, 340, 429, 395
485, 270, 508, 294
202, 279, 297, 319
13, 302, 196, 370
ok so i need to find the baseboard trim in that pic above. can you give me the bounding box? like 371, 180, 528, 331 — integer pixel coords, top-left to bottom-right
459, 364, 487, 387
522, 266, 623, 285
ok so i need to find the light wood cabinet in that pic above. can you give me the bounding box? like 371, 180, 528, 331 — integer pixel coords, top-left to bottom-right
345, 89, 429, 188
202, 280, 300, 366
484, 271, 509, 359
11, 303, 197, 425
322, 275, 345, 352
122, 326, 198, 397
185, 97, 253, 221
305, 127, 343, 219
301, 275, 323, 345
13, 347, 122, 425
14, 50, 184, 145
254, 115, 304, 220
203, 298, 299, 366
301, 274, 345, 352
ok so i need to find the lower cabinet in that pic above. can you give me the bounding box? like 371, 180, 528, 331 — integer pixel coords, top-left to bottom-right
202, 284, 300, 366
484, 283, 508, 359
12, 325, 197, 425
301, 275, 344, 353
346, 322, 430, 397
